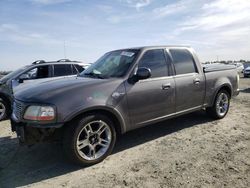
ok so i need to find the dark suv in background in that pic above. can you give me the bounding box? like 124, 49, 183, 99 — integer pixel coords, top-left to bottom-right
0, 59, 90, 121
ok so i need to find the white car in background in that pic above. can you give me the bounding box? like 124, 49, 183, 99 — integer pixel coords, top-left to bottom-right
235, 62, 244, 73
0, 59, 91, 121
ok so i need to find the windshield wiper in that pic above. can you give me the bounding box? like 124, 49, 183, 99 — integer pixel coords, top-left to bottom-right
83, 72, 106, 79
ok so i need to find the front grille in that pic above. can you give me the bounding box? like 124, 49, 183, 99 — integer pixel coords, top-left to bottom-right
13, 100, 25, 120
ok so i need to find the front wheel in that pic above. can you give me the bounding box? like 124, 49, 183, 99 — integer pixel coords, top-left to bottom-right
63, 114, 116, 166
206, 90, 230, 119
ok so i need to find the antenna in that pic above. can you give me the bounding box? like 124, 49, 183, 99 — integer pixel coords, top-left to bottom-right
64, 40, 67, 59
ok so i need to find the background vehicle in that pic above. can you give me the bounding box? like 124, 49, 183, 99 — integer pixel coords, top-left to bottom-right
0, 59, 90, 121
243, 66, 250, 77
11, 46, 239, 166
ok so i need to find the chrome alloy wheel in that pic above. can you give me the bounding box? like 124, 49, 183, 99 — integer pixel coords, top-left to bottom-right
0, 101, 6, 120
76, 120, 112, 161
216, 92, 229, 117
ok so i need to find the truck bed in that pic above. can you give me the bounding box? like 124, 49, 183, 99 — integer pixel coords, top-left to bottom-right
203, 63, 236, 72
203, 64, 239, 107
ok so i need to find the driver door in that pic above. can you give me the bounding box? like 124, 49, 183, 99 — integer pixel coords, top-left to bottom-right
125, 49, 175, 129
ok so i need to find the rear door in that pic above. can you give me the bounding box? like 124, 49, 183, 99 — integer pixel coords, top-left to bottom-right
169, 48, 205, 112
126, 49, 175, 127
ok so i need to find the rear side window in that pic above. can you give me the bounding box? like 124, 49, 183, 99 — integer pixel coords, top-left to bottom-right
138, 49, 168, 78
75, 65, 85, 73
170, 49, 197, 75
72, 64, 85, 74
72, 65, 78, 75
53, 64, 72, 77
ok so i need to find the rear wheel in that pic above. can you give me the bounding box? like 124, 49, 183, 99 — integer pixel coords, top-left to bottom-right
0, 98, 10, 121
206, 90, 230, 119
63, 114, 116, 166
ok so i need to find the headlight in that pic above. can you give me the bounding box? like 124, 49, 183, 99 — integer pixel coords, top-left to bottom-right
24, 105, 55, 121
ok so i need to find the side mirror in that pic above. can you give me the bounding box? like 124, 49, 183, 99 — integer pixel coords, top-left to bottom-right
128, 67, 151, 84
136, 67, 151, 80
18, 74, 29, 83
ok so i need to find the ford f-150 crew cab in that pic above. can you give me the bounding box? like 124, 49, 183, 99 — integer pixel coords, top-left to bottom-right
11, 46, 240, 166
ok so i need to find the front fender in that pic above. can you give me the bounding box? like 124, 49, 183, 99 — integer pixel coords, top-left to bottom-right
63, 105, 127, 134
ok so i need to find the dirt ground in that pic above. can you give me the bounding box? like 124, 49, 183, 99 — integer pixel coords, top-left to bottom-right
0, 76, 249, 188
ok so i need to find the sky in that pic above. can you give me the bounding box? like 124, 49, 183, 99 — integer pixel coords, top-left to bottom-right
0, 0, 250, 70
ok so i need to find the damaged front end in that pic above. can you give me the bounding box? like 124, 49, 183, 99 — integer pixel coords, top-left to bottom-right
11, 99, 63, 145
11, 120, 60, 145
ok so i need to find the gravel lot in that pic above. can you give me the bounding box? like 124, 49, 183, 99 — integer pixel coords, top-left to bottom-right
0, 76, 249, 188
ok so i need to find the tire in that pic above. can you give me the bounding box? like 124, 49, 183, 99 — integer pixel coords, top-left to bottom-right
63, 113, 116, 166
0, 98, 10, 121
206, 90, 230, 119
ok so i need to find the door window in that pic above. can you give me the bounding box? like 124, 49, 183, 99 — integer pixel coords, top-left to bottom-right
53, 64, 72, 77
19, 65, 49, 80
36, 65, 49, 78
170, 49, 197, 75
138, 49, 168, 78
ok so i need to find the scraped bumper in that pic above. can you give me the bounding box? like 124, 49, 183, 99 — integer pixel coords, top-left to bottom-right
11, 117, 64, 145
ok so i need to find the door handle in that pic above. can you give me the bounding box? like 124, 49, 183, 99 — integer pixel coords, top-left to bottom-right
162, 83, 171, 90
193, 78, 200, 85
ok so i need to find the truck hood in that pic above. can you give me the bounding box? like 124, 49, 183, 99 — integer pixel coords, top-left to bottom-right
12, 75, 76, 92
14, 76, 118, 103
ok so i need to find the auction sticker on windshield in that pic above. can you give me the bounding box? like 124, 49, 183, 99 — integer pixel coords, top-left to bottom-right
121, 51, 135, 57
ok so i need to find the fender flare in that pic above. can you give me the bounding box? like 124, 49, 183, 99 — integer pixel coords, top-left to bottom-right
211, 83, 232, 106
63, 105, 127, 134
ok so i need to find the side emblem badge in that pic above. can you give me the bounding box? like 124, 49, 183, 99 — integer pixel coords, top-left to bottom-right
112, 92, 125, 99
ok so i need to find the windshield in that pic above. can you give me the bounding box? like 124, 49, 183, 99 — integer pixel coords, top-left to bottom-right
79, 49, 140, 79
0, 65, 30, 83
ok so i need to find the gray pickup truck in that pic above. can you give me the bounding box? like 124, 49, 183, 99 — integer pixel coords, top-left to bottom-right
11, 46, 239, 166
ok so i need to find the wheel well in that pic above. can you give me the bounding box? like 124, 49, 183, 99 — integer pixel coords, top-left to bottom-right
219, 85, 232, 98
0, 93, 11, 106
67, 109, 122, 135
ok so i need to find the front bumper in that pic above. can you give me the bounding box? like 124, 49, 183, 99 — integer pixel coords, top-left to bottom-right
11, 116, 64, 145
11, 99, 65, 145
13, 121, 25, 144
235, 88, 240, 96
